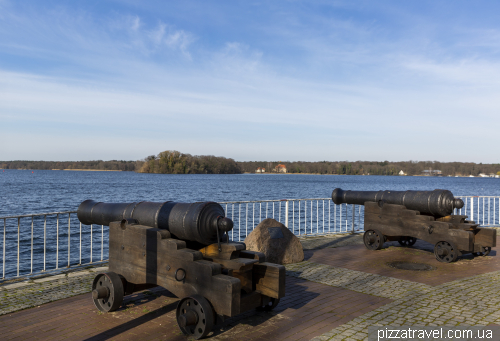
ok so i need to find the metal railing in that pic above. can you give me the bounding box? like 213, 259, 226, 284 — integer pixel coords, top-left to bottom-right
455, 196, 500, 226
2, 195, 499, 281
1, 211, 107, 281
218, 199, 363, 241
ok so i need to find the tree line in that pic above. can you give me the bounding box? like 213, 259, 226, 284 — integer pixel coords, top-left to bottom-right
2, 154, 500, 176
237, 160, 500, 176
0, 160, 140, 171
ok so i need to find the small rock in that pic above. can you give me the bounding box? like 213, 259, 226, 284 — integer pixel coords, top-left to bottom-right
244, 218, 304, 264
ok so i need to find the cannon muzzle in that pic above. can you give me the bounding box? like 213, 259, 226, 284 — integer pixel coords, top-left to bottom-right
331, 188, 464, 217
77, 200, 233, 245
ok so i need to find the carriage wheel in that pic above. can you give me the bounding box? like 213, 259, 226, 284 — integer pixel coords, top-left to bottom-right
398, 236, 417, 247
176, 295, 214, 339
364, 230, 384, 250
473, 246, 491, 257
257, 298, 280, 311
91, 272, 124, 312
434, 241, 459, 263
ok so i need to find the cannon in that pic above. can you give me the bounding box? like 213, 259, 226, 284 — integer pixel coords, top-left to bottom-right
332, 189, 497, 263
78, 200, 285, 339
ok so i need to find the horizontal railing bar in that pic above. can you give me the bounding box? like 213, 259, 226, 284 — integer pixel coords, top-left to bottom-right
457, 195, 500, 198
218, 198, 331, 204
0, 211, 77, 220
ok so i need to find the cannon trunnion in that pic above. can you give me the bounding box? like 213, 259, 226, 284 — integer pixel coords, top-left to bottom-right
332, 188, 497, 263
79, 201, 285, 339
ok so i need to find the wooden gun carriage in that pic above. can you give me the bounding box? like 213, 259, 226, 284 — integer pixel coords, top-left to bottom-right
78, 200, 285, 339
332, 189, 497, 263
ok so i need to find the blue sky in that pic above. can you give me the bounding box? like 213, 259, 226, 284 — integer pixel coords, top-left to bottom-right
1, 1, 500, 162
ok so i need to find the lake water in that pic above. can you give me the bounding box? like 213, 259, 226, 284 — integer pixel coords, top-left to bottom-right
2, 170, 500, 216
1, 170, 500, 279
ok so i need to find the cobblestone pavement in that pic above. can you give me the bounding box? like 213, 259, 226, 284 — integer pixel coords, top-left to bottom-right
0, 267, 107, 315
286, 261, 500, 341
286, 261, 432, 299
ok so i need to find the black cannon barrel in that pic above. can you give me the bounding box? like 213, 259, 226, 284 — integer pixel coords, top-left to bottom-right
331, 188, 464, 217
77, 200, 233, 245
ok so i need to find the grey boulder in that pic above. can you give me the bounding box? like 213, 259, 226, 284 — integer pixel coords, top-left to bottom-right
244, 218, 304, 264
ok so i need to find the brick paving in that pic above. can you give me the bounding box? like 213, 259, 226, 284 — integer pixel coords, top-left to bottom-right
0, 275, 389, 340
0, 233, 499, 340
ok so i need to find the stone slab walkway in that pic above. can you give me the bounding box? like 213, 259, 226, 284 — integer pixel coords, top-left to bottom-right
0, 267, 107, 316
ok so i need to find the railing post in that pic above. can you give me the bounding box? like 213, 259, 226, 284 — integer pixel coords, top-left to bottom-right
79, 221, 82, 265
359, 205, 362, 231
482, 198, 485, 225
310, 201, 313, 234
316, 200, 319, 233
328, 201, 331, 232
31, 216, 34, 274
322, 200, 325, 233
304, 201, 307, 234
334, 204, 336, 232
3, 218, 6, 279
101, 225, 104, 261
285, 200, 289, 228
252, 203, 255, 230
299, 201, 301, 235
340, 204, 342, 232
43, 215, 46, 272
68, 213, 71, 267
488, 198, 491, 225
471, 197, 474, 222
56, 213, 59, 269
351, 204, 355, 234
90, 223, 93, 263
17, 217, 20, 277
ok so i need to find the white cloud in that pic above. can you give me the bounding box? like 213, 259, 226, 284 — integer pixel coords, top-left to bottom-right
403, 58, 500, 86
148, 22, 166, 45
164, 29, 194, 58
131, 16, 140, 31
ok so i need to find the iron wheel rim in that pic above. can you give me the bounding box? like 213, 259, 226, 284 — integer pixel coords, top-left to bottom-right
257, 298, 280, 311
398, 236, 417, 247
364, 230, 383, 250
434, 241, 459, 263
91, 272, 124, 312
176, 295, 214, 339
473, 246, 491, 257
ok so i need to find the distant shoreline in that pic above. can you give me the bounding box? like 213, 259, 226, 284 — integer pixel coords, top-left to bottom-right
1, 169, 124, 171
1, 169, 493, 177
3, 156, 500, 177
59, 169, 122, 171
